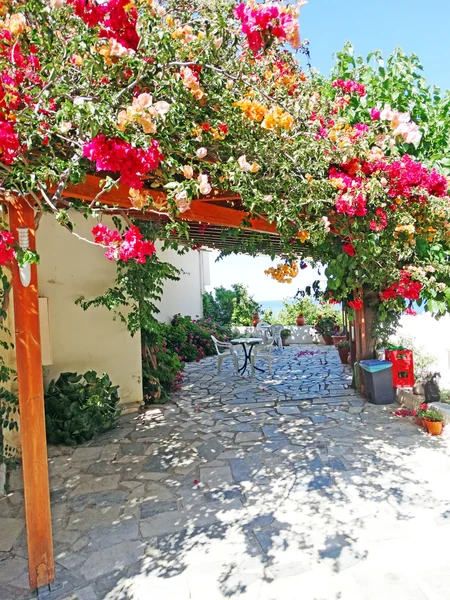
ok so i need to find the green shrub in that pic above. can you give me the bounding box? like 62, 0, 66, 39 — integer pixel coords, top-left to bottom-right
44, 371, 120, 446
278, 297, 341, 326
203, 284, 261, 326
141, 315, 232, 404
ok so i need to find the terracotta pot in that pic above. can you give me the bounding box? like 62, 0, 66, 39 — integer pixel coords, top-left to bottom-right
415, 416, 423, 428
337, 347, 350, 364
322, 335, 334, 345
296, 315, 306, 326
332, 335, 347, 346
282, 338, 287, 346
252, 316, 260, 327
424, 420, 443, 435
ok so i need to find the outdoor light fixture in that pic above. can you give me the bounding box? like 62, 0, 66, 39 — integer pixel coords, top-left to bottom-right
17, 227, 31, 287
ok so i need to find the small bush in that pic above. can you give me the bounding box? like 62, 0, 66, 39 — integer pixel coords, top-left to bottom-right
142, 315, 232, 404
45, 371, 120, 446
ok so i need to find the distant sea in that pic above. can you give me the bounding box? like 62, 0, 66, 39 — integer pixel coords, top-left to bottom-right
259, 299, 425, 316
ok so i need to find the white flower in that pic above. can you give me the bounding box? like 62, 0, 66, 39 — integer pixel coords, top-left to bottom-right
60, 122, 72, 133
263, 195, 273, 203
196, 147, 208, 159
183, 165, 194, 179
198, 174, 212, 195
175, 190, 190, 213
380, 105, 395, 121
238, 155, 252, 172
322, 216, 331, 232
152, 101, 170, 117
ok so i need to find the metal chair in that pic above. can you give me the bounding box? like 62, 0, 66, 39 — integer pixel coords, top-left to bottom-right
270, 324, 284, 349
211, 335, 239, 374
250, 335, 274, 376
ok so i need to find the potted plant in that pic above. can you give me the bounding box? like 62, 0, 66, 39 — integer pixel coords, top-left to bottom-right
280, 329, 291, 346
421, 407, 444, 435
315, 315, 339, 345
252, 311, 260, 327
296, 313, 306, 326
332, 330, 347, 345
413, 402, 428, 428
336, 340, 350, 364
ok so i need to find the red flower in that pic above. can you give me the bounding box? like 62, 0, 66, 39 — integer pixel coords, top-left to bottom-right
342, 243, 356, 257
348, 298, 363, 311
403, 307, 417, 316
202, 123, 211, 132
420, 403, 428, 411
218, 124, 229, 134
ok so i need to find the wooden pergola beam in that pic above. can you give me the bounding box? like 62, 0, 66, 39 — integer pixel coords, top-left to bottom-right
59, 175, 276, 236
9, 198, 54, 591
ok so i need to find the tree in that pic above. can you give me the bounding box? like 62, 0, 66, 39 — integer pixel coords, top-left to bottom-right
203, 284, 260, 326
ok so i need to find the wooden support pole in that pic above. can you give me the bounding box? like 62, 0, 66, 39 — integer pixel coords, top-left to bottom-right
9, 198, 54, 591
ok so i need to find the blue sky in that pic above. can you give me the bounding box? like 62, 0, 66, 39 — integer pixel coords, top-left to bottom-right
207, 0, 450, 302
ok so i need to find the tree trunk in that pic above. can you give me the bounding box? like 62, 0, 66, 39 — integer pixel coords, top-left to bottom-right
362, 287, 380, 360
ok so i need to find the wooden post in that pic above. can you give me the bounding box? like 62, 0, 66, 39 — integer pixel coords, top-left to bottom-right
9, 198, 54, 590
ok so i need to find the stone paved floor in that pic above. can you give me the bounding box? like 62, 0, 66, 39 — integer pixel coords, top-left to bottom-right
2, 346, 450, 600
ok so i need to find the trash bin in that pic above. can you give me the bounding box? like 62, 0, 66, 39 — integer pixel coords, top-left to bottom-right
360, 360, 395, 405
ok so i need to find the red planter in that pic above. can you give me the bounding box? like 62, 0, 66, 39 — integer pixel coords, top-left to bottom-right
322, 335, 334, 345
296, 315, 306, 326
252, 315, 260, 327
332, 335, 347, 346
337, 347, 350, 364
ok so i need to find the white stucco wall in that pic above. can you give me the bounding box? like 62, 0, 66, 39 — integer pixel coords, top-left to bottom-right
36, 213, 142, 407
155, 244, 207, 322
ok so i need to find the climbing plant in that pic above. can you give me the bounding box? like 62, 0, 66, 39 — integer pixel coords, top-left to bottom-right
0, 0, 449, 369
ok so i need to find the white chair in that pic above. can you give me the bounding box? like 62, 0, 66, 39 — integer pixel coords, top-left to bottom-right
270, 324, 284, 350
251, 336, 274, 376
211, 335, 239, 374
256, 321, 271, 342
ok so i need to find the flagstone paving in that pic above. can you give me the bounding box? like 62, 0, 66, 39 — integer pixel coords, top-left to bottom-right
1, 346, 450, 600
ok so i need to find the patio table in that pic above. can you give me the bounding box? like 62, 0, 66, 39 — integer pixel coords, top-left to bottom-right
231, 337, 264, 374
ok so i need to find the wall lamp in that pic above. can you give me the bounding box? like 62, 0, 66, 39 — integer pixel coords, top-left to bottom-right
17, 227, 31, 287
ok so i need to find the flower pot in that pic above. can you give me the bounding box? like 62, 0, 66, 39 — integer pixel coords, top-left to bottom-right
415, 416, 423, 428
337, 347, 350, 364
296, 315, 305, 326
282, 338, 287, 346
252, 316, 260, 327
322, 335, 334, 345
332, 335, 347, 345
425, 420, 443, 435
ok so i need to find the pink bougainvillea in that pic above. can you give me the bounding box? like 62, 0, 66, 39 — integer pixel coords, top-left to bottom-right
0, 121, 20, 164
332, 79, 366, 97
234, 2, 300, 53
83, 135, 163, 188
92, 223, 156, 263
403, 307, 418, 316
0, 230, 15, 265
68, 0, 140, 50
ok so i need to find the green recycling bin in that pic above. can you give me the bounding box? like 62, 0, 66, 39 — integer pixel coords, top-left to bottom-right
360, 360, 395, 405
